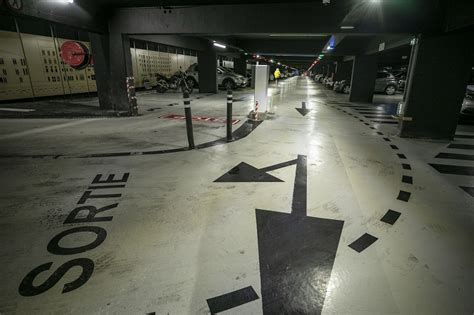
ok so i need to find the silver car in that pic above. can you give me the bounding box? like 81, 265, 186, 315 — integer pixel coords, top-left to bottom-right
185, 63, 248, 90
461, 85, 474, 115
374, 71, 399, 95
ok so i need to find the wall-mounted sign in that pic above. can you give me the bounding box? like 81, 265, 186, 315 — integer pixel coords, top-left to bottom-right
60, 41, 90, 70
5, 0, 23, 12
378, 42, 385, 52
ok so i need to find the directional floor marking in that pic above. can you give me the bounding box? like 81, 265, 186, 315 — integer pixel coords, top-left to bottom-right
295, 107, 310, 116
214, 162, 283, 182
348, 233, 378, 252
255, 155, 344, 314
295, 101, 310, 116
207, 286, 259, 314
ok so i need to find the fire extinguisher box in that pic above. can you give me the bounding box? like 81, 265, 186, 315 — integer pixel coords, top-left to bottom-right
254, 65, 269, 113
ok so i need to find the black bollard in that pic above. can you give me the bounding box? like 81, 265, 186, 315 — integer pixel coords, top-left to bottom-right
183, 91, 195, 149
226, 89, 233, 141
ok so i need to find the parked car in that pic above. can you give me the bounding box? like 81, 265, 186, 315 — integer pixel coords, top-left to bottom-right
324, 77, 335, 89
374, 71, 399, 95
393, 71, 407, 91
218, 66, 250, 87
185, 63, 248, 90
335, 71, 398, 95
461, 85, 474, 115
322, 76, 334, 88
334, 79, 351, 94
334, 72, 397, 95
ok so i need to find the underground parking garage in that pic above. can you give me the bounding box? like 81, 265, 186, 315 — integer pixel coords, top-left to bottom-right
0, 0, 473, 314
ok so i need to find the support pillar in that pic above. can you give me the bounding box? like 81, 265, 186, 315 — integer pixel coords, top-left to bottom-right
197, 48, 217, 93
326, 63, 334, 78
349, 55, 378, 103
89, 32, 133, 111
399, 32, 473, 140
234, 57, 247, 76
334, 61, 353, 81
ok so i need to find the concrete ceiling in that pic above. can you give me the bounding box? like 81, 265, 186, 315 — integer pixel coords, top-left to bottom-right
89, 0, 334, 8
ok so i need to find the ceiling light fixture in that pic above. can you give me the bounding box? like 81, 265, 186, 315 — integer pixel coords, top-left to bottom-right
269, 33, 327, 37
213, 42, 226, 49
340, 26, 354, 29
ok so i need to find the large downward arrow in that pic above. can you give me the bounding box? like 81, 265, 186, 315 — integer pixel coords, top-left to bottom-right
255, 155, 344, 314
295, 101, 310, 116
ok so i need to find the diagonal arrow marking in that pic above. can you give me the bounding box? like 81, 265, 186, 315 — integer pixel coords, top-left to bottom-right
214, 162, 284, 182
214, 159, 298, 183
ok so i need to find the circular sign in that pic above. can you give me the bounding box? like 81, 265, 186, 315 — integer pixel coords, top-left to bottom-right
60, 41, 90, 70
5, 0, 23, 11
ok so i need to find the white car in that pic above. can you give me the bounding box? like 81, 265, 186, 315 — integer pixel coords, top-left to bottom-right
185, 63, 248, 90
461, 85, 474, 115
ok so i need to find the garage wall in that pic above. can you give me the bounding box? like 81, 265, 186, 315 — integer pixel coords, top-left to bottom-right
0, 30, 199, 101
0, 30, 97, 101
131, 48, 197, 87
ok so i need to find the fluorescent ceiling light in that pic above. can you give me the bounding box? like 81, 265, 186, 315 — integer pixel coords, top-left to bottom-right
269, 34, 326, 37
340, 26, 354, 29
213, 42, 226, 49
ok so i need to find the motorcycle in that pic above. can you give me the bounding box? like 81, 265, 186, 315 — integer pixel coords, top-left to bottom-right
156, 71, 193, 94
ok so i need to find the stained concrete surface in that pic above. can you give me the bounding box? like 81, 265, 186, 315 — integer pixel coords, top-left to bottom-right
0, 77, 472, 314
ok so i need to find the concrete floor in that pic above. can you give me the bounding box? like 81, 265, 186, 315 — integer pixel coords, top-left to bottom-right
0, 77, 473, 314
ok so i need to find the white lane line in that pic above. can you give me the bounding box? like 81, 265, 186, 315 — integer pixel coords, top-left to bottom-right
0, 118, 103, 140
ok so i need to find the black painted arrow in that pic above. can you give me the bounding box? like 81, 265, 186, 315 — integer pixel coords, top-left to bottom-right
255, 155, 344, 314
295, 101, 310, 116
214, 159, 298, 182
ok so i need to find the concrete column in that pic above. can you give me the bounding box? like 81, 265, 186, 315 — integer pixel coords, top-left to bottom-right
334, 61, 353, 81
322, 65, 328, 76
197, 48, 217, 93
326, 63, 334, 77
313, 64, 322, 75
349, 55, 378, 103
89, 32, 133, 111
399, 32, 473, 140
234, 58, 247, 76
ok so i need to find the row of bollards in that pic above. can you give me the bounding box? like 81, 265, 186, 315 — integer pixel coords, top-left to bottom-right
182, 89, 234, 150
